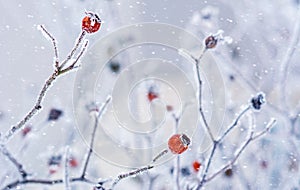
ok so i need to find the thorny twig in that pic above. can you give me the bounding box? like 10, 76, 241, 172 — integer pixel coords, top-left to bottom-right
2, 25, 88, 143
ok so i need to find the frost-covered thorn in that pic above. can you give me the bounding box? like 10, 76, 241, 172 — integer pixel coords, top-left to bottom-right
250, 92, 266, 110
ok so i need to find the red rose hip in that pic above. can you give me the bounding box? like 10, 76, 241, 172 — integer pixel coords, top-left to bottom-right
168, 134, 191, 154
82, 12, 101, 33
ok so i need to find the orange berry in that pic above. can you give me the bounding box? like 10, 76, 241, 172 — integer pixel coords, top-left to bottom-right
147, 91, 158, 102
82, 12, 101, 33
69, 157, 78, 168
192, 161, 201, 172
168, 134, 191, 154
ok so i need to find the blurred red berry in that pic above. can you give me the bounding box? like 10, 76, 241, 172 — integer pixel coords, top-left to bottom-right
166, 105, 173, 112
22, 126, 31, 137
192, 161, 201, 172
49, 165, 59, 175
69, 157, 78, 168
82, 12, 101, 33
168, 134, 191, 154
147, 91, 158, 102
260, 160, 268, 169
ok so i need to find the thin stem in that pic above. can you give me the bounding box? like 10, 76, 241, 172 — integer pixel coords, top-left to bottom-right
38, 25, 60, 68
0, 145, 27, 179
81, 97, 111, 179
4, 72, 58, 143
3, 28, 89, 144
171, 113, 181, 190
64, 146, 71, 190
1, 177, 94, 190
203, 119, 276, 185
151, 149, 168, 163
60, 39, 89, 74
195, 48, 214, 142
218, 106, 251, 142
199, 141, 217, 187
112, 165, 154, 188
59, 30, 86, 70
174, 155, 180, 190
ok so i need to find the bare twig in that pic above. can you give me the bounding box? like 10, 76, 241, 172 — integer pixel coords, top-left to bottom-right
81, 97, 111, 179
203, 119, 276, 184
217, 106, 251, 142
198, 104, 257, 187
38, 25, 60, 68
111, 165, 154, 189
1, 98, 111, 190
152, 149, 168, 163
1, 177, 94, 190
59, 31, 87, 70
64, 146, 71, 190
59, 39, 89, 75
0, 145, 28, 179
194, 48, 215, 142
171, 113, 181, 190
2, 26, 89, 143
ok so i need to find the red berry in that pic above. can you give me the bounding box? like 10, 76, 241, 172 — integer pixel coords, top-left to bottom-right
82, 12, 101, 33
192, 161, 201, 172
168, 134, 191, 154
22, 126, 31, 137
69, 157, 78, 168
147, 91, 158, 102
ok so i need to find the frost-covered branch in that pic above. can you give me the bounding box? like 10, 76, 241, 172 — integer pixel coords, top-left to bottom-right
64, 147, 71, 190
203, 118, 276, 184
81, 97, 111, 179
0, 145, 27, 179
2, 12, 101, 143
38, 25, 60, 68
1, 97, 110, 190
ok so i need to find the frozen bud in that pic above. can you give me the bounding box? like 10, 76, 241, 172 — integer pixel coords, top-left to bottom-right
205, 35, 218, 49
224, 168, 233, 177
109, 60, 121, 73
181, 167, 191, 176
251, 92, 266, 110
22, 126, 32, 137
48, 155, 62, 166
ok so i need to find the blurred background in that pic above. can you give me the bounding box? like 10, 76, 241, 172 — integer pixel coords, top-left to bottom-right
0, 0, 300, 189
